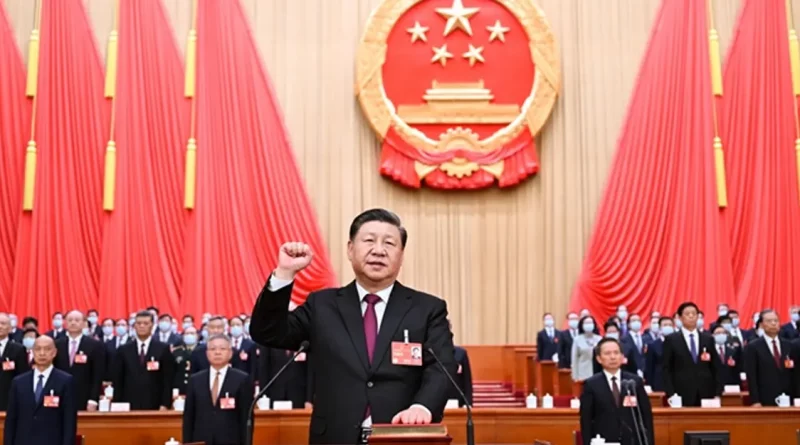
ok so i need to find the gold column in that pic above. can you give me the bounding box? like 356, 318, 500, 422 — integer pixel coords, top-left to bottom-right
184, 0, 199, 209
22, 0, 43, 211
103, 0, 120, 210
786, 0, 800, 202
707, 0, 727, 208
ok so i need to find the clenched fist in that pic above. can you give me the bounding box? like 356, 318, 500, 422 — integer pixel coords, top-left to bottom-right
275, 242, 313, 280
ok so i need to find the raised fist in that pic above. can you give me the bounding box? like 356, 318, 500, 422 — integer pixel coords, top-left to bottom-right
275, 242, 313, 280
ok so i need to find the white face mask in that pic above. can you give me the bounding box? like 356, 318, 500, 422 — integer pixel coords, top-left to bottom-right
543, 318, 554, 328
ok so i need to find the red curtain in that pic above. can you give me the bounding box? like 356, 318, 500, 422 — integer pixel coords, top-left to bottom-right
720, 0, 800, 321
97, 0, 190, 319
0, 3, 29, 309
569, 0, 735, 319
11, 0, 109, 318
181, 0, 338, 316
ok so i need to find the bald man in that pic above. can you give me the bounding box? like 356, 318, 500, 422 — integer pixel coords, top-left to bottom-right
54, 311, 105, 411
4, 336, 77, 445
0, 313, 30, 411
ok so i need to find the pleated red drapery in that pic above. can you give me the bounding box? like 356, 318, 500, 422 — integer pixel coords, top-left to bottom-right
97, 0, 190, 319
720, 0, 800, 321
11, 0, 109, 318
181, 0, 338, 316
569, 0, 734, 319
0, 3, 30, 309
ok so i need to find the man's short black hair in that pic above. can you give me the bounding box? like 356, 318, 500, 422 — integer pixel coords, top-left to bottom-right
728, 310, 739, 317
135, 310, 154, 323
146, 306, 159, 314
677, 302, 699, 316
349, 208, 408, 248
594, 337, 621, 357
87, 308, 98, 315
22, 317, 38, 327
715, 315, 732, 326
23, 328, 39, 337
183, 314, 194, 321
603, 321, 620, 333
658, 316, 673, 327
158, 314, 172, 322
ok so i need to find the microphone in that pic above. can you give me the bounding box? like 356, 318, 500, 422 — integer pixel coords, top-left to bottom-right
246, 341, 309, 445
621, 379, 649, 445
427, 347, 474, 445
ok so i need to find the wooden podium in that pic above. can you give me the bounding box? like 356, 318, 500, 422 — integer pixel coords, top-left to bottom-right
368, 424, 452, 445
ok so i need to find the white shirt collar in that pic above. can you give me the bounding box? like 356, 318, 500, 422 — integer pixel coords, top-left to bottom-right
34, 365, 54, 381
355, 281, 394, 303
764, 334, 780, 343
0, 337, 7, 348
136, 336, 152, 350
603, 369, 622, 386
68, 333, 82, 342
682, 327, 698, 336
209, 365, 229, 388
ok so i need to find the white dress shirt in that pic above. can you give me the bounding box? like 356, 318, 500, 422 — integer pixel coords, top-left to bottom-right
729, 328, 743, 343
159, 331, 171, 343
136, 336, 153, 358
764, 334, 781, 355
630, 331, 642, 351
545, 327, 555, 338
681, 327, 699, 353
209, 365, 228, 392
603, 369, 622, 393
0, 337, 7, 357
33, 365, 55, 393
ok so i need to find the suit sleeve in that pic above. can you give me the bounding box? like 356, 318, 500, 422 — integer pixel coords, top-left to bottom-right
13, 347, 29, 375
160, 347, 175, 408
635, 377, 654, 445
306, 353, 314, 404
578, 380, 593, 445
644, 346, 655, 384
89, 343, 105, 404
661, 336, 675, 396
536, 331, 545, 361
182, 378, 195, 443
111, 348, 125, 402
461, 351, 474, 405
62, 376, 78, 445
249, 279, 313, 350
571, 341, 579, 381
411, 298, 456, 421
4, 378, 17, 445
743, 343, 760, 404
239, 374, 254, 442
707, 337, 722, 395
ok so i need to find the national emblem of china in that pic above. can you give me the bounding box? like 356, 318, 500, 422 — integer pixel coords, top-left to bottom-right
356, 0, 561, 189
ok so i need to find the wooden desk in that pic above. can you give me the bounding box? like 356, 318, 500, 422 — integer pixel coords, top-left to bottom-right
2, 408, 796, 445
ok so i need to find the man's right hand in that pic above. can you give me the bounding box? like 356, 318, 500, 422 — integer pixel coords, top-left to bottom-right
275, 242, 313, 280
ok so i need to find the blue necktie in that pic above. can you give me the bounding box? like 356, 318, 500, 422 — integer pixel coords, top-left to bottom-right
689, 333, 698, 363
34, 374, 44, 403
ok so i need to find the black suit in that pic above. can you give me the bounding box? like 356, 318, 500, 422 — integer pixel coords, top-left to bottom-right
250, 279, 456, 445
557, 329, 578, 369
779, 322, 799, 340
54, 336, 105, 409
9, 330, 23, 344
662, 330, 721, 406
644, 339, 665, 391
258, 346, 310, 408
536, 329, 560, 361
182, 368, 253, 445
448, 346, 473, 406
104, 336, 130, 381
713, 342, 742, 386
230, 338, 258, 377
190, 344, 242, 375
0, 341, 31, 411
4, 368, 78, 445
579, 371, 654, 445
155, 332, 183, 347
45, 329, 66, 341
743, 337, 798, 405
111, 338, 174, 410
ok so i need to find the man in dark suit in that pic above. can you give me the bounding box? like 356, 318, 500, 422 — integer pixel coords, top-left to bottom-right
182, 334, 253, 445
229, 317, 257, 378
4, 335, 77, 445
594, 323, 637, 375
779, 306, 800, 340
191, 317, 241, 374
579, 337, 654, 445
54, 310, 105, 411
0, 314, 31, 411
662, 302, 722, 406
111, 311, 174, 410
250, 209, 456, 444
621, 313, 647, 376
644, 317, 674, 391
711, 325, 742, 386
744, 309, 799, 406
9, 315, 23, 344
536, 313, 560, 362
450, 345, 473, 406
258, 343, 311, 409
45, 313, 66, 341
155, 314, 183, 347
558, 312, 580, 369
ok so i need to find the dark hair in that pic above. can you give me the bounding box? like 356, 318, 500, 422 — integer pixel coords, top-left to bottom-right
22, 317, 38, 327
22, 328, 39, 337
658, 316, 673, 327
715, 315, 732, 326
712, 325, 727, 334
578, 315, 596, 333
158, 314, 172, 322
728, 310, 739, 317
101, 317, 114, 325
146, 306, 159, 314
603, 321, 620, 333
759, 309, 777, 322
698, 310, 705, 316
627, 313, 641, 321
208, 316, 225, 324
594, 337, 621, 357
183, 314, 194, 321
135, 310, 154, 323
52, 312, 62, 317
677, 302, 699, 316
349, 208, 408, 248
87, 308, 98, 315
566, 312, 577, 318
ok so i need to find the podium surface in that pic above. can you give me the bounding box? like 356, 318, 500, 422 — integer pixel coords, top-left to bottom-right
368, 424, 452, 445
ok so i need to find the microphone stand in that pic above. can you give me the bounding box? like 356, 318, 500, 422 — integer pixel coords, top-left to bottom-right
623, 380, 647, 445
428, 347, 474, 445
245, 341, 309, 445
629, 381, 650, 445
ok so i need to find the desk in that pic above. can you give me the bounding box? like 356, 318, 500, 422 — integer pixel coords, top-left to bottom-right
2, 408, 796, 445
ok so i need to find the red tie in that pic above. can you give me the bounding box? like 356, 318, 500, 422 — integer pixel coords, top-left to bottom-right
772, 340, 781, 367
719, 346, 724, 362
139, 343, 146, 365
363, 294, 381, 420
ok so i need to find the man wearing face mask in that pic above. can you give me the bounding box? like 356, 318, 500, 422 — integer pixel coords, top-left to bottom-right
99, 318, 115, 343
182, 315, 195, 332
743, 312, 761, 343
726, 310, 745, 345
191, 317, 241, 374
229, 317, 257, 377
22, 329, 38, 365
709, 303, 729, 331
87, 309, 102, 339
696, 311, 706, 333
243, 317, 252, 339
644, 315, 660, 343
745, 309, 800, 406
9, 314, 22, 343
558, 312, 580, 369
54, 310, 105, 411
621, 313, 648, 377
644, 317, 674, 391
715, 315, 741, 347
711, 325, 741, 386
156, 314, 183, 347
172, 326, 200, 396
537, 313, 560, 362
779, 306, 800, 340
45, 312, 66, 341
0, 313, 31, 411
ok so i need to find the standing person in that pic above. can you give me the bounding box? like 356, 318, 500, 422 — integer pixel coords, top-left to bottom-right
744, 309, 799, 406
250, 209, 456, 444
0, 313, 30, 411
54, 311, 105, 411
4, 336, 77, 445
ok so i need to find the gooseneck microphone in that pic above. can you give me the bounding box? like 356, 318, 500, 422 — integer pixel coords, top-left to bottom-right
427, 347, 474, 445
622, 379, 649, 445
245, 340, 309, 445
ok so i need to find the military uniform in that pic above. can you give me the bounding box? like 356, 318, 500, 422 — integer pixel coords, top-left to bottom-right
171, 345, 195, 395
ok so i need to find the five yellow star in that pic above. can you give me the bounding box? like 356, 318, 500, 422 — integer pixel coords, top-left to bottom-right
462, 44, 485, 66
406, 21, 429, 43
435, 0, 480, 36
487, 20, 510, 42
431, 44, 454, 66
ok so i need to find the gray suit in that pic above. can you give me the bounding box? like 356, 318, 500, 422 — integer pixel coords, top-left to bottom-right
571, 334, 603, 381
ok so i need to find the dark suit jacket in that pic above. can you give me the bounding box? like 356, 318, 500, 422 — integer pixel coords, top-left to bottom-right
779, 322, 799, 340
743, 337, 798, 405
0, 341, 31, 410
54, 335, 105, 409
644, 339, 665, 391
250, 279, 456, 445
111, 339, 174, 410
713, 342, 742, 386
557, 329, 578, 369
231, 338, 258, 377
448, 346, 473, 406
182, 368, 253, 445
9, 330, 23, 344
662, 331, 721, 406
3, 368, 77, 445
621, 333, 647, 372
190, 344, 242, 375
536, 329, 560, 361
45, 330, 66, 341
579, 371, 654, 445
155, 332, 183, 347
258, 346, 310, 408
104, 336, 131, 381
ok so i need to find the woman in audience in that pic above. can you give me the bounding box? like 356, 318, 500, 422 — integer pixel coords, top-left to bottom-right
571, 315, 602, 382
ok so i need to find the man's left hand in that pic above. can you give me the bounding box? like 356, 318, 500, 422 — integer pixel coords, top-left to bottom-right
391, 405, 432, 425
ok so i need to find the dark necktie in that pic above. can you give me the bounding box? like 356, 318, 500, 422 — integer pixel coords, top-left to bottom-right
611, 376, 620, 406
363, 293, 381, 421
34, 374, 44, 403
689, 333, 697, 363
139, 342, 146, 365
772, 340, 781, 367
719, 346, 725, 363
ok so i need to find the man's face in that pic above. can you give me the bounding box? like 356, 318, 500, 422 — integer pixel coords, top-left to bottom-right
206, 338, 232, 367
0, 315, 9, 338
65, 311, 84, 334
761, 311, 780, 337
596, 341, 622, 371
347, 221, 404, 287
207, 319, 225, 336
680, 306, 698, 329
102, 319, 114, 329
33, 337, 57, 367
135, 315, 153, 338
